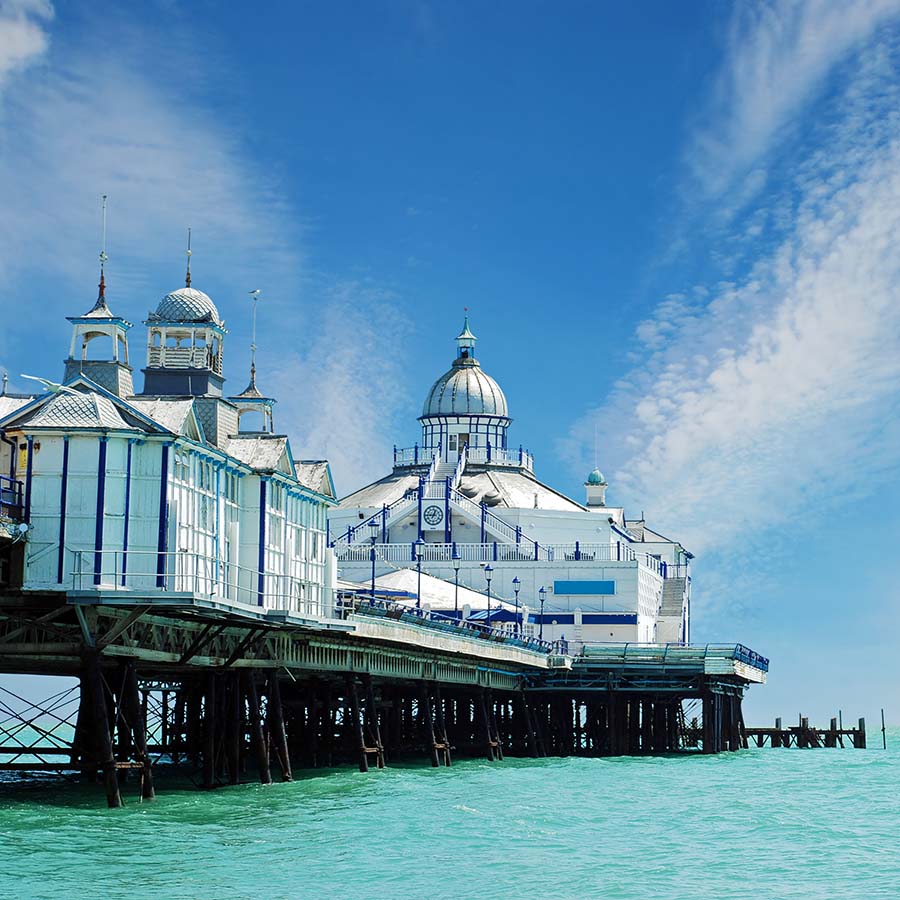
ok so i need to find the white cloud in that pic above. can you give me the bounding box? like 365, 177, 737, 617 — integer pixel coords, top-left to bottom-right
0, 6, 411, 492
565, 28, 900, 567
691, 0, 900, 199
0, 0, 52, 86
268, 282, 413, 495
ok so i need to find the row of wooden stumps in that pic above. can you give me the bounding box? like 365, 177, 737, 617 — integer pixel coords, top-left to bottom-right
743, 716, 868, 749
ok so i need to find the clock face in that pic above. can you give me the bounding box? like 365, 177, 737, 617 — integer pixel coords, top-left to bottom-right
423, 504, 444, 527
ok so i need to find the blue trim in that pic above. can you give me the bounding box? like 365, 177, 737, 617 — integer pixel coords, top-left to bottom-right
93, 438, 108, 585
534, 612, 637, 625
214, 462, 221, 586
23, 437, 34, 522
121, 440, 134, 586
257, 479, 267, 606
156, 443, 170, 587
56, 437, 70, 583
554, 580, 616, 596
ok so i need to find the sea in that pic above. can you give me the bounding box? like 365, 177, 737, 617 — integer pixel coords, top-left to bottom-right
1, 731, 898, 900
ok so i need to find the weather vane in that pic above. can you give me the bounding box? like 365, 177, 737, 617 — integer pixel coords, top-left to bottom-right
98, 194, 108, 299
185, 227, 192, 287
248, 289, 261, 386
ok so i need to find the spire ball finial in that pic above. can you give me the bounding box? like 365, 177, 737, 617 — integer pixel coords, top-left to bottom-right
185, 227, 192, 287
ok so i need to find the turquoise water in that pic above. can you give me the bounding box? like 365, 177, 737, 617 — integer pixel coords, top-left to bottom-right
2, 735, 898, 900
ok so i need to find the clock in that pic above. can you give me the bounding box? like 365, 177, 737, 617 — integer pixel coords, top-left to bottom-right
423, 505, 444, 527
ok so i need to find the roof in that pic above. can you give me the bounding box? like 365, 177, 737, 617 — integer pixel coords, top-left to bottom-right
368, 568, 518, 611
338, 466, 585, 513
26, 389, 135, 431
422, 361, 509, 419
0, 395, 35, 422
295, 460, 335, 498
224, 434, 292, 473
129, 398, 196, 434
149, 287, 222, 326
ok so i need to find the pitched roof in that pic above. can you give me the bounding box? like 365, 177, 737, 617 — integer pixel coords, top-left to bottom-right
295, 460, 335, 498
0, 395, 36, 423
26, 389, 135, 430
225, 435, 292, 473
129, 398, 197, 435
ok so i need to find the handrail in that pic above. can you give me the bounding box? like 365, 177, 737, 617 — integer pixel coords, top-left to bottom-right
0, 474, 25, 521
573, 641, 769, 672
70, 548, 325, 616
451, 446, 467, 491
344, 592, 552, 654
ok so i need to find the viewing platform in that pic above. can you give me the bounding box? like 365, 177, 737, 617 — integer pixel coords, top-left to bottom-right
393, 444, 534, 473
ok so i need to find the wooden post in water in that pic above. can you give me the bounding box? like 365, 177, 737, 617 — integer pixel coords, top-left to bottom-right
433, 684, 451, 766
202, 672, 216, 789
123, 662, 155, 800
363, 674, 385, 769
346, 677, 369, 773
85, 652, 122, 808
267, 673, 293, 781
244, 672, 272, 784
477, 689, 496, 761
856, 717, 867, 749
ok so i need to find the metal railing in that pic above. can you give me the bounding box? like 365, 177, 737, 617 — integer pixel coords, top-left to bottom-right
0, 475, 24, 521
334, 541, 681, 575
393, 444, 534, 473
71, 549, 324, 616
572, 642, 769, 672
342, 592, 552, 654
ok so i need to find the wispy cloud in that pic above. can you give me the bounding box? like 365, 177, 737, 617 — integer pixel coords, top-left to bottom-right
690, 0, 900, 201
0, 0, 52, 86
269, 282, 413, 495
565, 13, 900, 572
0, 4, 412, 483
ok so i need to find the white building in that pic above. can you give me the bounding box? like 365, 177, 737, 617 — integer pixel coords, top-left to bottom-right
0, 265, 336, 615
329, 319, 692, 647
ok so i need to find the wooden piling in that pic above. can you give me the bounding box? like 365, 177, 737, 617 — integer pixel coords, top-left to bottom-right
202, 672, 216, 789
244, 673, 272, 784
123, 662, 155, 800
346, 678, 369, 773
85, 652, 122, 808
267, 673, 293, 781
363, 674, 385, 769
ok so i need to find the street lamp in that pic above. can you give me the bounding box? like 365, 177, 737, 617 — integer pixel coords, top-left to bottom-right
452, 547, 461, 617
415, 537, 425, 610
484, 564, 493, 626
538, 586, 547, 641
512, 576, 521, 635
368, 519, 379, 599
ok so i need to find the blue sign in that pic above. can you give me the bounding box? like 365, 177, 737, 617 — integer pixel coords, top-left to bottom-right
553, 580, 616, 595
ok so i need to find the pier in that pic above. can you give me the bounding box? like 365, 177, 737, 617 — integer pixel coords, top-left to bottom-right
0, 582, 769, 807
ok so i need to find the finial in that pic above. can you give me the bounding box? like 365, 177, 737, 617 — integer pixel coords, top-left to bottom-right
185, 227, 192, 287
98, 194, 108, 300
1, 372, 7, 397
248, 289, 261, 388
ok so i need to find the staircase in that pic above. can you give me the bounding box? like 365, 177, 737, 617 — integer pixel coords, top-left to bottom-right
657, 577, 687, 643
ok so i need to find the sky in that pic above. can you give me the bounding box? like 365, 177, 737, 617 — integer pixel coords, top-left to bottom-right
1, 0, 900, 724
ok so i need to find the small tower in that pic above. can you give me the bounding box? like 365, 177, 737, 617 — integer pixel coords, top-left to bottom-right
228, 289, 276, 433
585, 467, 608, 509
64, 196, 134, 397
141, 232, 227, 397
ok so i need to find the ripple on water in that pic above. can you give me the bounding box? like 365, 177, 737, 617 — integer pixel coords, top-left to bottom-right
2, 737, 900, 900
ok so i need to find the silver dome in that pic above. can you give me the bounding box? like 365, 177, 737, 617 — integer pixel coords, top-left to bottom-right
422, 362, 509, 418
153, 287, 222, 325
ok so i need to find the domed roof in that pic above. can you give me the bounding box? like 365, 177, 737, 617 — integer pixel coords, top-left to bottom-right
152, 287, 222, 325
587, 468, 606, 485
422, 363, 509, 418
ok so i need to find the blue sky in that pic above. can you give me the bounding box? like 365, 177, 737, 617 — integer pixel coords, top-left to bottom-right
2, 0, 900, 723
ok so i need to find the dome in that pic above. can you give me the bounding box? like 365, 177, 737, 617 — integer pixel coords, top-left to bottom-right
587, 468, 606, 485
153, 287, 222, 325
422, 363, 509, 418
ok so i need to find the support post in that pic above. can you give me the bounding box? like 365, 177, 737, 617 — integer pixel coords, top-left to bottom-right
85, 652, 122, 808
267, 673, 293, 781
244, 673, 272, 784
123, 662, 155, 799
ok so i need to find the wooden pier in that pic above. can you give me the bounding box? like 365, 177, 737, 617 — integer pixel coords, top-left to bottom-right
0, 594, 771, 807
743, 716, 867, 749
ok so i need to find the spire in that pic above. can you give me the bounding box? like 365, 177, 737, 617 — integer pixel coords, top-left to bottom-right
235, 289, 264, 399
185, 227, 192, 287
455, 307, 477, 361
86, 194, 112, 316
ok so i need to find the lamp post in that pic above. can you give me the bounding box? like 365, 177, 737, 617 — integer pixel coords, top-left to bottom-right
452, 547, 461, 617
415, 537, 425, 610
512, 576, 521, 635
538, 586, 547, 641
484, 564, 493, 627
368, 519, 379, 599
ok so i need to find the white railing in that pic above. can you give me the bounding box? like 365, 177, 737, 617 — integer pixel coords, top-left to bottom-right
451, 446, 467, 490
393, 444, 534, 473
71, 549, 324, 616
336, 541, 664, 566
